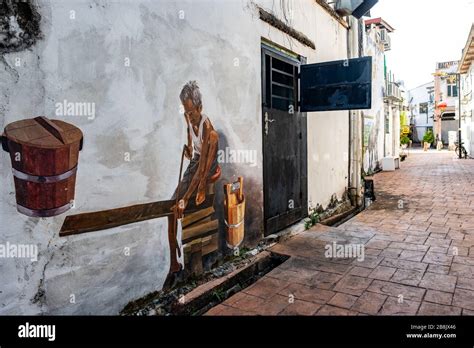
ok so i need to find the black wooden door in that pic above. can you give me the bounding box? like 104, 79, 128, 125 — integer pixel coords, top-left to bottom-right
262, 45, 307, 235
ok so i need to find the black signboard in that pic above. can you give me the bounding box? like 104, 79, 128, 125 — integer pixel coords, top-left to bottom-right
300, 56, 372, 112
352, 0, 379, 19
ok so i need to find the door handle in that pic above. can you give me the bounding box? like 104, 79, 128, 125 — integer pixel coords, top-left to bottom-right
264, 112, 275, 135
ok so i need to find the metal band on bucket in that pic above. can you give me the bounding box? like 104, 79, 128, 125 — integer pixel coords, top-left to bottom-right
224, 218, 244, 229
17, 202, 73, 217
12, 166, 77, 184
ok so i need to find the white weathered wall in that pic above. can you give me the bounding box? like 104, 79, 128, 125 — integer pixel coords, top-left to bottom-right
392, 107, 400, 158
408, 82, 434, 142
248, 0, 350, 208
363, 26, 386, 173
308, 5, 349, 209
384, 104, 393, 156
257, 0, 350, 209
0, 0, 262, 315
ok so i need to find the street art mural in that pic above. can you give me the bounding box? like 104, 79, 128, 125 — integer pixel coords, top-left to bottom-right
166, 81, 221, 284
1, 117, 83, 217
0, 0, 276, 315
1, 81, 247, 291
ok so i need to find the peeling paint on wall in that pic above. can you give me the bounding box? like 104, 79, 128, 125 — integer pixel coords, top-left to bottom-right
0, 0, 41, 54
363, 26, 385, 174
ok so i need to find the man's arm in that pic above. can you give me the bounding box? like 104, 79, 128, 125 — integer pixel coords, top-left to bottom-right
195, 128, 218, 205
184, 114, 193, 160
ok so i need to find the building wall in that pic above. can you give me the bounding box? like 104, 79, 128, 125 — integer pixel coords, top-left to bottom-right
303, 4, 349, 209
255, 0, 350, 210
392, 106, 401, 158
441, 119, 459, 146
384, 103, 393, 156
434, 61, 459, 143
0, 0, 264, 315
408, 82, 434, 143
0, 0, 353, 314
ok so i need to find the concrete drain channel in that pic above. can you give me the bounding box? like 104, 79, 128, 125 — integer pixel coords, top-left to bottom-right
121, 251, 289, 316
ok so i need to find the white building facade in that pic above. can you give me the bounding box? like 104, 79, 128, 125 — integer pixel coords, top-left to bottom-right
362, 17, 402, 173
434, 60, 460, 145
408, 81, 435, 143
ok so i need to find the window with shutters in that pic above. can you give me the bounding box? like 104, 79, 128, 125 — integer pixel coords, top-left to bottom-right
447, 84, 458, 97
263, 53, 298, 112
419, 102, 428, 114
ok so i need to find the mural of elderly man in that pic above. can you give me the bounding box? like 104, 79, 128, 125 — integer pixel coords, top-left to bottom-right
165, 81, 219, 284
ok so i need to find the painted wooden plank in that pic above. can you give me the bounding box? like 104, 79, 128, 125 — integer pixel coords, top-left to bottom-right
182, 219, 219, 244
202, 234, 219, 255
59, 200, 175, 237
182, 206, 214, 228
183, 234, 218, 257
59, 194, 215, 237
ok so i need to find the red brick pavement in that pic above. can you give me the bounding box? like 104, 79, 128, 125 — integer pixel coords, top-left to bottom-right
205, 152, 474, 315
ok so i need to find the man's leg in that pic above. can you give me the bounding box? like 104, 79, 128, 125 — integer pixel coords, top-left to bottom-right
167, 214, 181, 273
164, 159, 198, 288
163, 215, 177, 289
196, 130, 219, 205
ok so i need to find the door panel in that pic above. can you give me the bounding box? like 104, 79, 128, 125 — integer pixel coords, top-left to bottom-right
263, 107, 306, 234
262, 45, 307, 236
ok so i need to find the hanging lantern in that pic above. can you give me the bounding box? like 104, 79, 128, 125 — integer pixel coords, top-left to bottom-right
437, 102, 447, 110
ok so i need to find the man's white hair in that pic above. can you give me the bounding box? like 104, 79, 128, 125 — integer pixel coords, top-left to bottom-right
180, 80, 202, 107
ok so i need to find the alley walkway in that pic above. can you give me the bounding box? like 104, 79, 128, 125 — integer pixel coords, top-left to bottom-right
206, 151, 474, 315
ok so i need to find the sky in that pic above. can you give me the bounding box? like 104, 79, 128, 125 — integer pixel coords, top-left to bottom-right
370, 0, 474, 91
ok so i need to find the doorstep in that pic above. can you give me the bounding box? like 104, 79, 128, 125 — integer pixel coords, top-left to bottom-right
381, 156, 400, 171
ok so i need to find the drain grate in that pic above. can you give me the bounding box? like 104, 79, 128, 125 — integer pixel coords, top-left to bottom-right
121, 252, 288, 316
172, 252, 289, 315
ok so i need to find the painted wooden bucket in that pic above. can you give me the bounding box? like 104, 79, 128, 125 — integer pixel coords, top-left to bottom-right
224, 177, 245, 248
1, 116, 83, 217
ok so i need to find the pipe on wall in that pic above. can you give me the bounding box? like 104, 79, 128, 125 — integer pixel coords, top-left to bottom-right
346, 16, 364, 208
